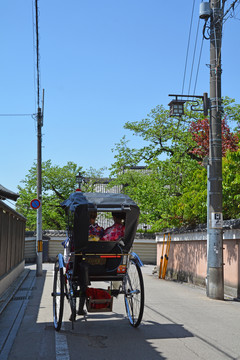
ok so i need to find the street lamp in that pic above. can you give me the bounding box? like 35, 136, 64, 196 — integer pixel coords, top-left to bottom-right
76, 172, 84, 190
168, 98, 185, 117
168, 93, 209, 117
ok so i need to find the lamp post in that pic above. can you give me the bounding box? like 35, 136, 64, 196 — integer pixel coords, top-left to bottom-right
76, 172, 84, 190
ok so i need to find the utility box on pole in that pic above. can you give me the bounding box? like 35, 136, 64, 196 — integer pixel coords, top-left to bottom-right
207, 0, 224, 299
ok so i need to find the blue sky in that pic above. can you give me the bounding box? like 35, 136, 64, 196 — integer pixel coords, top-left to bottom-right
1, 0, 239, 202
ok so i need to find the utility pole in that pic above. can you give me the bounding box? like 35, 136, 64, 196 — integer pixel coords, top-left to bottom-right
35, 0, 43, 276
36, 102, 43, 276
207, 0, 224, 299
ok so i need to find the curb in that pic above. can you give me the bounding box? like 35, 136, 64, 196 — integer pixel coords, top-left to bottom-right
0, 268, 31, 316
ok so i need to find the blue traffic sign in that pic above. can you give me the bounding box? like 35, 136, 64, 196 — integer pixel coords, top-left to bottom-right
30, 198, 41, 210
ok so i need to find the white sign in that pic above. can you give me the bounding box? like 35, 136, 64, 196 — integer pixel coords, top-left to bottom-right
211, 212, 223, 229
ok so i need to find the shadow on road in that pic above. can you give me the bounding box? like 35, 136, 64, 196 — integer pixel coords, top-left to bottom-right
6, 267, 194, 360
57, 311, 193, 360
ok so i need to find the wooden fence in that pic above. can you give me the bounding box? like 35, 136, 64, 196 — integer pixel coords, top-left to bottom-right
0, 200, 26, 296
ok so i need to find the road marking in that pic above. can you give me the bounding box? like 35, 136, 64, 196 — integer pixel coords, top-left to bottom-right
55, 325, 70, 360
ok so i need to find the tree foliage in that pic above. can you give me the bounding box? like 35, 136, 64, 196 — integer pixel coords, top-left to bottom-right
16, 160, 105, 230
110, 97, 240, 231
222, 149, 240, 219
189, 117, 239, 160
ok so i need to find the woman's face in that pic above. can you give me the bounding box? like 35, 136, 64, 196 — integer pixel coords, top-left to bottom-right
90, 212, 97, 224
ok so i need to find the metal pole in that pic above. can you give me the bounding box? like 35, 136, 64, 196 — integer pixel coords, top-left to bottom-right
207, 0, 224, 299
36, 106, 43, 276
35, 0, 43, 276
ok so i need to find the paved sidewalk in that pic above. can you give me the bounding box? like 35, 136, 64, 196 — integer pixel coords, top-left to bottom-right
0, 263, 240, 359
0, 268, 30, 316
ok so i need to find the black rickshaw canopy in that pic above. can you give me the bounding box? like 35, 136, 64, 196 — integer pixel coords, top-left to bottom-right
61, 192, 140, 252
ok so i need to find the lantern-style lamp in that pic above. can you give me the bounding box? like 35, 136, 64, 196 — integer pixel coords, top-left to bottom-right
76, 172, 84, 189
168, 98, 186, 117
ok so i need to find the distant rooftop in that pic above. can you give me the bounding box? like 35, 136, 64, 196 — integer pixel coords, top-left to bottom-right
0, 184, 19, 201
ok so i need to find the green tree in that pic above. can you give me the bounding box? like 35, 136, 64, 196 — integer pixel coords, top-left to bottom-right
16, 161, 105, 230
110, 97, 240, 231
222, 149, 240, 219
174, 149, 240, 225
113, 105, 197, 166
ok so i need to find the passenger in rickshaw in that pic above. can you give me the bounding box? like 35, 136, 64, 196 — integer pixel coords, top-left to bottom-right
70, 212, 125, 319
73, 211, 104, 318
101, 212, 125, 242
88, 211, 104, 241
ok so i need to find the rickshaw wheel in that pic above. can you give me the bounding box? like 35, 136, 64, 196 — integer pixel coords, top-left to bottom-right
124, 260, 144, 327
53, 259, 64, 331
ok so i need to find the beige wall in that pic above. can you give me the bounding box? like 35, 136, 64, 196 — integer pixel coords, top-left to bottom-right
224, 239, 240, 290
24, 237, 65, 262
157, 240, 207, 282
156, 230, 240, 297
131, 239, 156, 264
25, 236, 157, 264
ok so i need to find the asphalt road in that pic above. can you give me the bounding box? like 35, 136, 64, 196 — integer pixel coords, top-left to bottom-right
1, 263, 240, 360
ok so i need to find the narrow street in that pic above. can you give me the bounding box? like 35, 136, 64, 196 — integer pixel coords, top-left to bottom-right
1, 263, 240, 360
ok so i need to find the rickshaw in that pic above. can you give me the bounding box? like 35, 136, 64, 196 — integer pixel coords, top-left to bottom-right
52, 191, 144, 331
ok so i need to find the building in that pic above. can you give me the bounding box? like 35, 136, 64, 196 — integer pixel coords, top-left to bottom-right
0, 184, 19, 201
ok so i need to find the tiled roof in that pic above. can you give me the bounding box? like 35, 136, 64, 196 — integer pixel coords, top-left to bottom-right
25, 230, 67, 237
0, 184, 19, 201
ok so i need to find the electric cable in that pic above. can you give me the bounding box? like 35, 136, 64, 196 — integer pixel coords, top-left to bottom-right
188, 17, 200, 96
181, 0, 196, 95
232, 2, 240, 19
222, 0, 239, 23
0, 114, 34, 117
35, 0, 41, 109
32, 0, 37, 110
193, 36, 204, 95
203, 18, 211, 40
223, 2, 240, 23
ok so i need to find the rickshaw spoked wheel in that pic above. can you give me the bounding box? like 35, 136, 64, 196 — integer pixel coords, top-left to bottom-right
53, 259, 64, 331
124, 259, 144, 327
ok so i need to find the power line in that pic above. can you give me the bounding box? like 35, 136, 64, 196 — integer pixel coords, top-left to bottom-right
193, 36, 204, 95
222, 0, 240, 23
35, 0, 41, 108
32, 0, 37, 110
181, 0, 196, 95
188, 17, 200, 95
0, 114, 34, 117
181, 1, 205, 99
